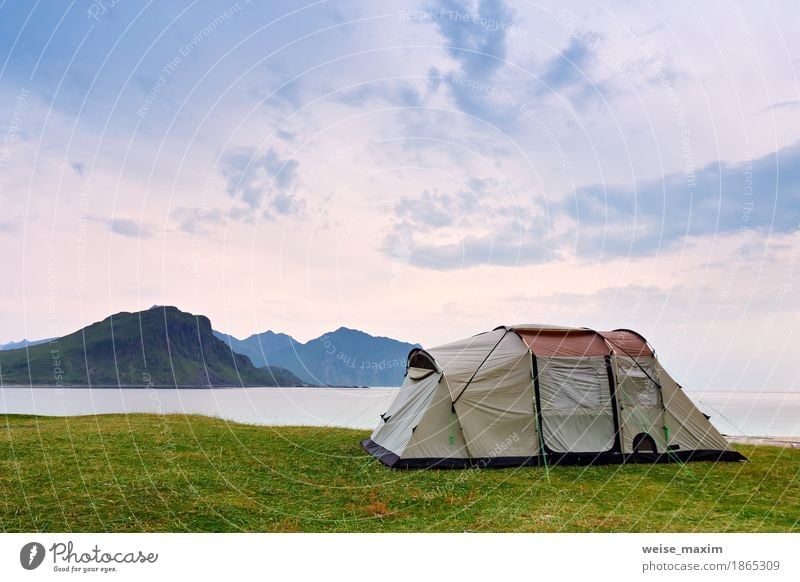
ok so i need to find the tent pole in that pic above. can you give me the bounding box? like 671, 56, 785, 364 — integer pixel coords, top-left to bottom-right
530, 352, 549, 479
451, 330, 510, 405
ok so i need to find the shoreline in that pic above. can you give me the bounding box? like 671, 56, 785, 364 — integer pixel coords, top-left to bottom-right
0, 407, 797, 446
726, 436, 800, 448
0, 384, 369, 389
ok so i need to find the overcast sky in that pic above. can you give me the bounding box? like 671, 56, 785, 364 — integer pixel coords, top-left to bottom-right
1, 1, 798, 391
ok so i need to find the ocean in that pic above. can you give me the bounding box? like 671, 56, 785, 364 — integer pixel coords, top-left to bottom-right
0, 387, 797, 437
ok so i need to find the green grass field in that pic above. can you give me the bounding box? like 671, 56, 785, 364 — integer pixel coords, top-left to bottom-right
1, 414, 798, 532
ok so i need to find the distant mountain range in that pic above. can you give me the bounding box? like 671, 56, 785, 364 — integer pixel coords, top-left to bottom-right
0, 307, 418, 387
0, 306, 302, 387
0, 337, 53, 351
214, 327, 418, 386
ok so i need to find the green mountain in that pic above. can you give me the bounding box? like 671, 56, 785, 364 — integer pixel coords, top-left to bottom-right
0, 306, 303, 387
213, 329, 300, 369
215, 326, 418, 386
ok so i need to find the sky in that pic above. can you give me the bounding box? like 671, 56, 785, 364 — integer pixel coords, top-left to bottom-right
0, 0, 798, 391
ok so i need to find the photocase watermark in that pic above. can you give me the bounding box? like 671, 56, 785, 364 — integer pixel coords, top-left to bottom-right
316, 333, 406, 373
422, 432, 520, 500
143, 371, 178, 463
626, 287, 650, 323
556, 10, 628, 75
20, 542, 46, 570
556, 9, 696, 187
188, 173, 219, 301
307, 142, 368, 181
20, 540, 158, 573
87, 0, 122, 22
2, 87, 29, 138
660, 281, 708, 364
727, 0, 753, 37
0, 88, 29, 210
720, 154, 755, 299
750, 222, 800, 358
386, 225, 414, 288
73, 172, 94, 297
49, 340, 65, 392
449, 74, 573, 171
137, 2, 247, 119
45, 240, 66, 391
398, 9, 528, 39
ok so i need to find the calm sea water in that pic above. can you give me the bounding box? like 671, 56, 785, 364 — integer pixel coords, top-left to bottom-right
0, 387, 797, 437
687, 391, 800, 438
0, 387, 396, 430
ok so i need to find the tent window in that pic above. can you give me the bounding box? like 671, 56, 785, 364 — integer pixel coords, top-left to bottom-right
617, 359, 658, 408
408, 351, 436, 371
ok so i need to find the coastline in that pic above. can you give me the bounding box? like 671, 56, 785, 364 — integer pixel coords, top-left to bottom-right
0, 383, 369, 389
726, 436, 800, 448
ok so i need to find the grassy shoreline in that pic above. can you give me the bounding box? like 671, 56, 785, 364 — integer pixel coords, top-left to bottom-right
1, 413, 798, 532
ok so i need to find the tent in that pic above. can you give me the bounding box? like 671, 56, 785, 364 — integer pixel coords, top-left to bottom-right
363, 325, 746, 469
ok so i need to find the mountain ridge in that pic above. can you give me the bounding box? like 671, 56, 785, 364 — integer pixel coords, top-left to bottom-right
0, 306, 303, 387
0, 337, 54, 351
214, 326, 418, 386
1, 308, 417, 387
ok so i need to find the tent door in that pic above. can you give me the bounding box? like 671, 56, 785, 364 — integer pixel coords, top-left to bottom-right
535, 356, 617, 454
615, 356, 667, 453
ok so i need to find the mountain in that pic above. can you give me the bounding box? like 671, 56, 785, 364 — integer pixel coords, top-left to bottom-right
213, 329, 300, 368
0, 306, 303, 387
0, 337, 53, 350
216, 326, 418, 386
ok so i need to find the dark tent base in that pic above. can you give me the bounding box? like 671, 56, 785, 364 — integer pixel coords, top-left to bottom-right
362, 438, 747, 470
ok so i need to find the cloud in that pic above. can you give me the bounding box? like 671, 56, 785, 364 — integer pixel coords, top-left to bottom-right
393, 189, 462, 228
430, 5, 607, 124
381, 143, 800, 267
427, 0, 516, 121
0, 221, 19, 234
766, 100, 800, 112
275, 128, 296, 142
250, 70, 307, 112
381, 178, 557, 270
109, 218, 152, 238
171, 207, 225, 235
564, 143, 800, 257
539, 36, 594, 91
220, 147, 304, 219
433, 0, 512, 81
533, 33, 615, 106
336, 81, 423, 107
271, 193, 302, 216
383, 225, 555, 270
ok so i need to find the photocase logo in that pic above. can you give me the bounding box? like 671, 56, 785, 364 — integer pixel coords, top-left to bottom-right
20, 542, 46, 570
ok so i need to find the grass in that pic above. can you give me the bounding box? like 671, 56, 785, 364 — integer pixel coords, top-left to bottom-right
1, 413, 798, 532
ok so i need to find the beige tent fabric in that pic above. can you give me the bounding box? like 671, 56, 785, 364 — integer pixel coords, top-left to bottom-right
366, 324, 740, 466
370, 370, 442, 455
428, 329, 512, 393
402, 377, 468, 459
656, 361, 731, 452
537, 356, 616, 453
448, 332, 538, 459
614, 356, 667, 452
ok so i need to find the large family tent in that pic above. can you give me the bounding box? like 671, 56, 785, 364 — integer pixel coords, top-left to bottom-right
363, 325, 746, 469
